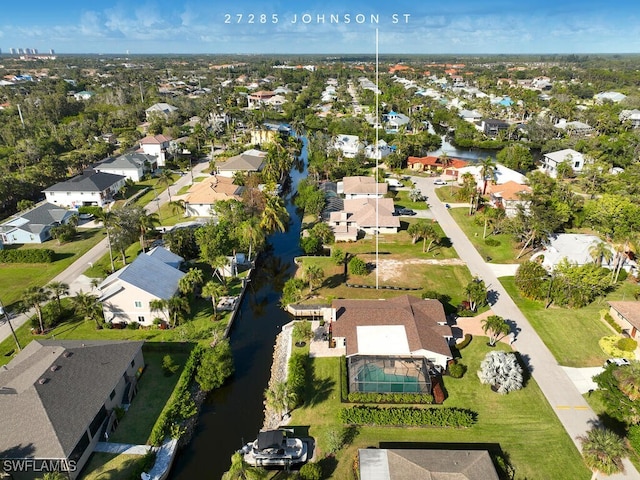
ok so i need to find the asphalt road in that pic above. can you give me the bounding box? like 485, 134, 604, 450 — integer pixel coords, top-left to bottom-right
412, 175, 640, 479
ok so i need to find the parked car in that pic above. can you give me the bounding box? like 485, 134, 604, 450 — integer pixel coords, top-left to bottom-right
605, 358, 631, 367
434, 179, 447, 185
398, 208, 416, 216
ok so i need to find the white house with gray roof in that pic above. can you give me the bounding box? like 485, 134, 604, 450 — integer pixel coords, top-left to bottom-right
541, 148, 587, 178
0, 339, 145, 480
94, 153, 157, 182
0, 202, 76, 245
215, 149, 267, 178
43, 170, 126, 208
98, 247, 185, 326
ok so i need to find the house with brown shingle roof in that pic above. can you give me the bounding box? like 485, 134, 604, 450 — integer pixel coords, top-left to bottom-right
337, 176, 388, 199
608, 301, 640, 340
330, 295, 453, 397
407, 156, 469, 175
185, 175, 244, 217
331, 295, 453, 367
328, 198, 399, 242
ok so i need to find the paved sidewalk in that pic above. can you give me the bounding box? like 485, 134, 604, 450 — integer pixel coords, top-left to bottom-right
95, 442, 152, 455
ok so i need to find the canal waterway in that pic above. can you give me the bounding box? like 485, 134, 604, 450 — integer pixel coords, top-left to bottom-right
170, 138, 307, 480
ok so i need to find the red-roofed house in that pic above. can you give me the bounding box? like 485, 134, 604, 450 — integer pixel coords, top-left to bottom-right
407, 156, 468, 175
139, 134, 172, 167
486, 181, 532, 217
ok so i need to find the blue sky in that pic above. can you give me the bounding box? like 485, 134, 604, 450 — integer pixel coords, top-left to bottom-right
1, 1, 639, 55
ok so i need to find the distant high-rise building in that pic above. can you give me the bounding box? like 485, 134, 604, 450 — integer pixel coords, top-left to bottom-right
17, 48, 24, 55
9, 48, 15, 54
50, 49, 55, 55
33, 48, 38, 54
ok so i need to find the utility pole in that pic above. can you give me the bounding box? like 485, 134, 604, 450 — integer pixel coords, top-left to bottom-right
0, 298, 21, 352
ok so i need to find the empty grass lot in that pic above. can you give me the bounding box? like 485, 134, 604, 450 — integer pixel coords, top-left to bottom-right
500, 276, 638, 367
289, 340, 590, 479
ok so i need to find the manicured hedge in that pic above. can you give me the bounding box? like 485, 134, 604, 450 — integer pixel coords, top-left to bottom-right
456, 334, 473, 350
148, 344, 204, 446
0, 249, 55, 263
339, 405, 477, 428
346, 392, 434, 404
340, 356, 348, 402
287, 352, 308, 408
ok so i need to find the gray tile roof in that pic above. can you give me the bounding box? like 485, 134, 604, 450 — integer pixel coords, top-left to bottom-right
146, 246, 184, 268
43, 171, 126, 193
0, 340, 144, 458
20, 202, 74, 225
99, 153, 156, 170
217, 151, 266, 172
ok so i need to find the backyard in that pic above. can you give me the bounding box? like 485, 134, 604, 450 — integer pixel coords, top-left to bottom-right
288, 339, 591, 479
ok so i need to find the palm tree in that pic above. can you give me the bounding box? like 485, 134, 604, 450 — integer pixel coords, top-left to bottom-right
303, 264, 324, 294
211, 255, 229, 285
613, 362, 640, 401
168, 199, 186, 217
260, 194, 289, 235
166, 295, 190, 327
178, 268, 204, 297
479, 156, 497, 195
22, 286, 51, 333
237, 217, 265, 262
264, 381, 296, 420
407, 220, 438, 253
577, 427, 629, 479
137, 210, 160, 252
94, 209, 115, 273
589, 241, 613, 267
150, 298, 170, 325
481, 314, 511, 346
202, 281, 228, 316
72, 290, 104, 329
46, 281, 69, 314
158, 169, 174, 202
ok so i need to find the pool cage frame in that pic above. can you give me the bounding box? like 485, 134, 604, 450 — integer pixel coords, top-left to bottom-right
347, 355, 433, 394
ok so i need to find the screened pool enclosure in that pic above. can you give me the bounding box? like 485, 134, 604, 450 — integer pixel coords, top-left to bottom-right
347, 355, 433, 394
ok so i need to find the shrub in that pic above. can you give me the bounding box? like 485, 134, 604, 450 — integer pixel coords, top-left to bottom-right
293, 320, 313, 342
617, 337, 638, 352
0, 249, 55, 263
78, 206, 104, 216
339, 405, 476, 428
629, 425, 640, 454
299, 462, 323, 480
287, 353, 309, 408
300, 234, 322, 254
448, 361, 467, 378
602, 312, 623, 333
349, 256, 368, 276
331, 248, 346, 266
127, 321, 140, 330
340, 356, 349, 402
346, 392, 434, 404
484, 238, 501, 247
456, 334, 473, 350
600, 335, 636, 359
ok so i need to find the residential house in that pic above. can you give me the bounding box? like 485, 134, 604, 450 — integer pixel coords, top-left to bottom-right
383, 110, 410, 133
43, 170, 126, 208
145, 102, 177, 120
0, 202, 77, 245
328, 197, 399, 241
481, 118, 509, 137
94, 153, 157, 182
98, 247, 185, 327
139, 134, 172, 167
486, 181, 532, 217
555, 120, 595, 137
358, 448, 499, 480
73, 91, 93, 101
594, 91, 627, 104
364, 140, 393, 160
337, 176, 388, 199
332, 134, 363, 158
250, 123, 291, 145
619, 109, 640, 128
215, 149, 267, 178
407, 156, 468, 174
0, 339, 145, 480
330, 295, 453, 397
184, 175, 244, 217
459, 109, 483, 123
608, 301, 640, 341
541, 148, 587, 178
530, 234, 615, 272
247, 90, 276, 109
456, 163, 527, 188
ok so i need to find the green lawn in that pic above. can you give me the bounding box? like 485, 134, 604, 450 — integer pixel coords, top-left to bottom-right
499, 276, 638, 367
0, 229, 104, 310
448, 207, 525, 264
109, 349, 188, 444
80, 452, 149, 480
392, 190, 431, 211
290, 341, 591, 479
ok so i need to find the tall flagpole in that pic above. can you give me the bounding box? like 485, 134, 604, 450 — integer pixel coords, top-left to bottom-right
375, 28, 379, 290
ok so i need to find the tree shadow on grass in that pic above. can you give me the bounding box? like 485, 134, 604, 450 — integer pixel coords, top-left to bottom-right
323, 274, 345, 289
317, 454, 338, 478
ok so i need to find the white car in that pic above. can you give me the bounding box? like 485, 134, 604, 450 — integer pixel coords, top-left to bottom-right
605, 358, 631, 367
434, 179, 447, 185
